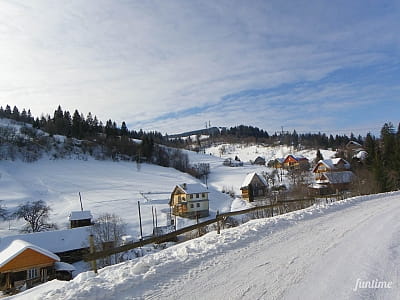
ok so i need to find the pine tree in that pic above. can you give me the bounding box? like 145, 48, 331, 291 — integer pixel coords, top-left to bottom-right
315, 149, 324, 164
121, 121, 128, 136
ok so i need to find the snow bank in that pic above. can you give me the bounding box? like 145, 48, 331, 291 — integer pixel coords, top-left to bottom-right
10, 191, 399, 300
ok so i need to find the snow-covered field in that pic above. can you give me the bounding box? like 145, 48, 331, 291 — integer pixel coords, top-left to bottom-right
8, 191, 400, 300
0, 144, 332, 239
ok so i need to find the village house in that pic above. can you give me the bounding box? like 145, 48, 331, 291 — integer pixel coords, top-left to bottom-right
169, 183, 210, 218
0, 226, 92, 264
283, 155, 310, 170
240, 172, 268, 202
223, 157, 243, 167
252, 156, 266, 166
0, 240, 60, 292
267, 158, 284, 169
309, 158, 355, 195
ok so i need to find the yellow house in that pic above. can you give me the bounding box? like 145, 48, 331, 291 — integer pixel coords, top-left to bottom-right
169, 183, 209, 218
0, 240, 60, 292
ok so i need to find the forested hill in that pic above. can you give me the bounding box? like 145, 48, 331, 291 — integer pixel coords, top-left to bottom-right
1, 104, 399, 194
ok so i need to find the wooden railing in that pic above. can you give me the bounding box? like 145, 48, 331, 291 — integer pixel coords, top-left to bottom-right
84, 197, 318, 266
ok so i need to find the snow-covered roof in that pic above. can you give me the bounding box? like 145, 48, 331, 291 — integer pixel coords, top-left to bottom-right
241, 172, 268, 188
69, 210, 93, 221
313, 158, 350, 172
285, 154, 308, 162
176, 183, 209, 194
54, 261, 76, 272
0, 226, 91, 254
355, 151, 368, 160
0, 239, 60, 268
323, 171, 355, 184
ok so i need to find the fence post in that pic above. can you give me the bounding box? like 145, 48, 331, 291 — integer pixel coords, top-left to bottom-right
89, 234, 98, 274
196, 213, 200, 237
216, 210, 220, 234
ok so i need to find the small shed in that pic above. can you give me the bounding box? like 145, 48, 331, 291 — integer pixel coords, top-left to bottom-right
69, 210, 93, 228
54, 261, 75, 281
0, 240, 60, 291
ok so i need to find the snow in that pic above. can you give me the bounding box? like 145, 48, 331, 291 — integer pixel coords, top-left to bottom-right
54, 262, 76, 272
320, 171, 355, 184
314, 158, 351, 171
69, 211, 93, 221
0, 239, 59, 268
241, 172, 268, 188
0, 227, 91, 254
8, 191, 400, 299
175, 183, 209, 194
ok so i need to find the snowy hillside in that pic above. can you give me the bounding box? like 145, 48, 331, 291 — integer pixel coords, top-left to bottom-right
0, 141, 334, 239
9, 191, 400, 300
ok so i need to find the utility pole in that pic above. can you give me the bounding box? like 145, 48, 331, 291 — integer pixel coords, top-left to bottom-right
138, 201, 143, 240
79, 192, 83, 211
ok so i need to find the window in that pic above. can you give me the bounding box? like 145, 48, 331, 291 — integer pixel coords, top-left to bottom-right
178, 196, 181, 201
190, 194, 193, 199
190, 204, 194, 208
196, 193, 199, 198
196, 203, 200, 208
182, 197, 185, 201
27, 268, 38, 280
202, 193, 205, 198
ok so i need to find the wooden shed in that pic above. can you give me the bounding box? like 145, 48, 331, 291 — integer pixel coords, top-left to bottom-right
69, 210, 93, 228
240, 172, 268, 202
0, 240, 60, 292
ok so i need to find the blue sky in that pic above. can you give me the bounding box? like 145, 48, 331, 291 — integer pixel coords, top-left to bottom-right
0, 0, 399, 136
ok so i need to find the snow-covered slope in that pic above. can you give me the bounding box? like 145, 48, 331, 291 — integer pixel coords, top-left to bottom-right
9, 192, 400, 300
0, 143, 334, 239
0, 158, 233, 238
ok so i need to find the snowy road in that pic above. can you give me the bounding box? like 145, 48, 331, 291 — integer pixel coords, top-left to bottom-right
12, 192, 400, 300
142, 193, 400, 300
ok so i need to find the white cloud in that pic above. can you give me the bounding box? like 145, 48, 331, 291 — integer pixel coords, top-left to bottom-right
0, 0, 399, 134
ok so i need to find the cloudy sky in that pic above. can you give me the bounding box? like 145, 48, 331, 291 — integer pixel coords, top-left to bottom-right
0, 0, 399, 135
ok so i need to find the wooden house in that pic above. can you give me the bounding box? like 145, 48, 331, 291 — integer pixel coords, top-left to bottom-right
267, 158, 284, 169
0, 226, 92, 264
169, 183, 209, 218
69, 210, 93, 228
253, 156, 266, 166
310, 158, 354, 195
240, 172, 268, 202
283, 155, 309, 170
0, 240, 60, 292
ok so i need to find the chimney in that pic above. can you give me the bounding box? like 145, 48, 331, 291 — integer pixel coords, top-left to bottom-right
183, 183, 187, 189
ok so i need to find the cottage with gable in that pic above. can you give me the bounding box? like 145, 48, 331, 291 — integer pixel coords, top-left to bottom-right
310, 158, 355, 195
0, 240, 60, 292
283, 154, 310, 170
253, 156, 266, 166
240, 172, 268, 202
169, 183, 209, 218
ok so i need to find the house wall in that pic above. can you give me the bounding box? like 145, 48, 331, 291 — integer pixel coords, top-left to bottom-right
186, 199, 209, 213
241, 176, 267, 201
171, 190, 209, 218
0, 249, 56, 273
314, 163, 329, 173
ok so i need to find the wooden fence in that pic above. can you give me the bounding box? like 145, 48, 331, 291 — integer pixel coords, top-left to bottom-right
83, 197, 321, 267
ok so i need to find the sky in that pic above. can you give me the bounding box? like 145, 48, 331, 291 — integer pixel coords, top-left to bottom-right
0, 0, 399, 136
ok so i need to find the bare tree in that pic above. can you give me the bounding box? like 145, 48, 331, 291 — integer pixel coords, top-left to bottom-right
0, 201, 8, 220
14, 200, 57, 233
90, 213, 127, 267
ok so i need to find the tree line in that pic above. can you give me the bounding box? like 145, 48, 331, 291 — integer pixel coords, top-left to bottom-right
363, 122, 400, 193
